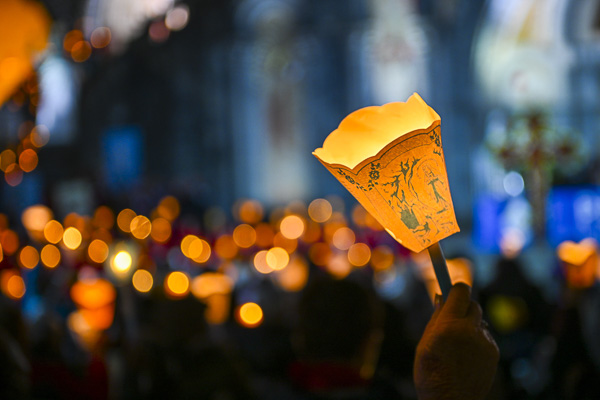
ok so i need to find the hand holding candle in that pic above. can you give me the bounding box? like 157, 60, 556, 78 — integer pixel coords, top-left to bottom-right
313, 93, 458, 297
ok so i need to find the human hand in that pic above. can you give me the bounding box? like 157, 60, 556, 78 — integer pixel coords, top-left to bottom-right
413, 283, 499, 400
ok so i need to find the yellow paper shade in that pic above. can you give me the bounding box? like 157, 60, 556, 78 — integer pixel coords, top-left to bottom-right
313, 93, 459, 253
557, 238, 599, 289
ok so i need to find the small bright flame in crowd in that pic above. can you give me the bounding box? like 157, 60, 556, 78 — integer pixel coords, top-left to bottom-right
19, 246, 39, 269
88, 239, 109, 264
150, 217, 171, 243
90, 27, 111, 48
332, 227, 356, 250
112, 251, 132, 273
237, 302, 263, 328
274, 256, 308, 292
214, 235, 238, 260
308, 198, 333, 223
253, 250, 272, 274
266, 247, 289, 271
117, 209, 136, 233
280, 215, 305, 239
165, 4, 189, 31
236, 199, 264, 224
132, 269, 153, 293
348, 243, 371, 267
233, 224, 257, 248
1, 271, 26, 300
18, 149, 38, 172
41, 244, 60, 268
130, 215, 151, 239
93, 206, 115, 230
63, 227, 82, 250
165, 271, 190, 298
157, 196, 180, 221
370, 245, 394, 271
44, 220, 63, 244
1, 230, 19, 255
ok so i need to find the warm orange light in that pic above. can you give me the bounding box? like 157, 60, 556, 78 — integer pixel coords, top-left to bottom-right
308, 199, 333, 223
309, 242, 332, 267
326, 253, 352, 279
0, 149, 16, 171
88, 239, 109, 264
165, 271, 190, 297
190, 272, 233, 299
266, 247, 289, 271
237, 302, 263, 328
348, 243, 371, 267
253, 250, 272, 274
557, 239, 599, 289
150, 217, 171, 243
111, 250, 132, 273
370, 245, 394, 271
117, 209, 136, 233
2, 271, 26, 300
5, 164, 23, 186
30, 125, 50, 147
63, 227, 82, 250
233, 224, 257, 248
332, 227, 356, 250
0, 243, 3, 262
40, 244, 60, 268
93, 206, 115, 230
80, 305, 114, 330
0, 230, 19, 255
313, 93, 459, 252
22, 204, 52, 235
63, 30, 83, 52
130, 215, 151, 239
214, 235, 238, 260
18, 149, 38, 172
157, 196, 180, 221
280, 215, 305, 239
301, 221, 321, 243
70, 278, 116, 309
90, 27, 111, 49
181, 235, 201, 258
71, 40, 92, 62
236, 199, 264, 224
44, 220, 63, 244
274, 256, 308, 292
132, 269, 153, 293
254, 223, 274, 248
192, 239, 212, 264
19, 246, 39, 269
273, 232, 297, 254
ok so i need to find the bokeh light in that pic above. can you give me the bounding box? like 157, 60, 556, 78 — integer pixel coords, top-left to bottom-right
279, 215, 305, 239
308, 242, 332, 267
5, 164, 23, 186
236, 199, 264, 224
192, 239, 211, 264
164, 271, 190, 298
31, 125, 50, 147
266, 247, 289, 271
214, 235, 238, 260
117, 209, 136, 233
237, 302, 263, 328
148, 19, 170, 42
233, 224, 257, 248
326, 252, 352, 279
370, 245, 394, 271
63, 29, 83, 52
190, 272, 233, 299
181, 235, 201, 258
22, 204, 52, 234
130, 215, 151, 239
274, 256, 308, 292
19, 246, 39, 269
150, 217, 172, 243
112, 250, 132, 273
93, 206, 115, 230
272, 232, 297, 254
88, 239, 109, 264
157, 196, 180, 221
70, 277, 116, 309
0, 149, 16, 171
347, 243, 371, 267
41, 244, 60, 268
71, 40, 92, 62
18, 148, 38, 172
332, 227, 356, 250
0, 230, 19, 255
63, 227, 82, 250
90, 27, 111, 48
308, 198, 333, 223
253, 250, 272, 274
1, 271, 25, 300
44, 220, 64, 244
132, 269, 153, 293
165, 5, 190, 31
254, 223, 274, 248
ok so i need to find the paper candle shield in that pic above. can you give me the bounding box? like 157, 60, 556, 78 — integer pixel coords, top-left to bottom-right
313, 93, 459, 253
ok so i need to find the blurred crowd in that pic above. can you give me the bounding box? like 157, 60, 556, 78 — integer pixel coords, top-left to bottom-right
1, 249, 600, 400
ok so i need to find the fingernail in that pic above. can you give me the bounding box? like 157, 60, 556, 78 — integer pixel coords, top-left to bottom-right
434, 294, 443, 309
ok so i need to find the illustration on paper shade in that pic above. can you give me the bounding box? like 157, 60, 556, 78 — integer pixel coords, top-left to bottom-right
329, 123, 458, 252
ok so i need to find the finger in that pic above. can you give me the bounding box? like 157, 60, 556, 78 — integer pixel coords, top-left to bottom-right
428, 294, 444, 326
439, 282, 471, 319
465, 300, 483, 326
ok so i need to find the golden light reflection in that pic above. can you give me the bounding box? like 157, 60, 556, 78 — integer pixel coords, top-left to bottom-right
157, 196, 180, 221
63, 227, 82, 250
280, 215, 305, 239
348, 243, 371, 267
18, 149, 38, 172
301, 221, 321, 243
273, 232, 297, 254
308, 198, 333, 223
326, 253, 352, 279
93, 206, 115, 230
112, 250, 132, 273
202, 294, 230, 325
214, 235, 238, 260
19, 246, 39, 269
237, 302, 263, 328
165, 271, 190, 298
233, 224, 257, 248
253, 250, 272, 274
181, 234, 200, 258
41, 244, 60, 268
63, 30, 83, 52
255, 223, 274, 248
1, 271, 25, 300
130, 215, 151, 239
0, 243, 3, 262
22, 204, 52, 237
150, 217, 171, 243
44, 220, 63, 244
132, 269, 153, 293
192, 239, 211, 264
370, 245, 394, 271
236, 199, 264, 224
0, 149, 16, 171
274, 256, 308, 292
117, 209, 136, 233
190, 272, 233, 299
80, 306, 114, 330
90, 27, 111, 49
266, 247, 289, 271
88, 239, 109, 264
0, 230, 19, 255
332, 227, 356, 250
70, 277, 116, 309
92, 228, 113, 244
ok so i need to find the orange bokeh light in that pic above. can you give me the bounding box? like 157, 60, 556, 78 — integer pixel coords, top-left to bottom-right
1, 230, 19, 255
233, 224, 257, 248
19, 245, 39, 269
117, 209, 136, 233
18, 148, 38, 172
214, 235, 238, 260
40, 244, 60, 268
63, 227, 82, 250
164, 271, 190, 298
157, 196, 180, 221
44, 220, 63, 244
93, 206, 115, 230
308, 198, 333, 223
90, 27, 111, 49
71, 40, 92, 62
88, 239, 109, 264
236, 302, 263, 328
150, 217, 172, 243
132, 269, 153, 293
348, 243, 371, 267
130, 215, 151, 239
